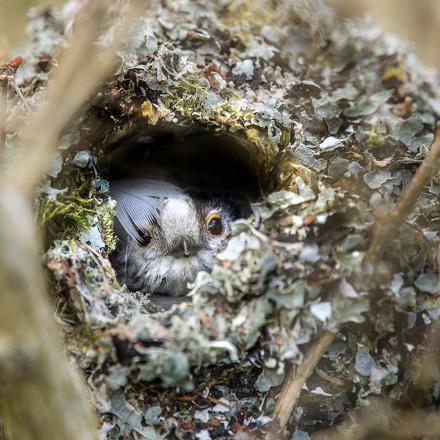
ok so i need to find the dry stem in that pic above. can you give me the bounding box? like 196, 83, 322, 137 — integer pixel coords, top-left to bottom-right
366, 122, 440, 266
0, 78, 6, 149
273, 331, 336, 429
0, 187, 98, 440
2, 1, 107, 197
0, 1, 142, 438
312, 400, 440, 440
3, 0, 140, 198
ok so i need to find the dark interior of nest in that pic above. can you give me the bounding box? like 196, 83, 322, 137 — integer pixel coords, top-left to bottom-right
101, 127, 263, 201
100, 127, 264, 310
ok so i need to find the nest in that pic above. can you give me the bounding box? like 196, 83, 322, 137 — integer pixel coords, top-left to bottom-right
5, 0, 440, 438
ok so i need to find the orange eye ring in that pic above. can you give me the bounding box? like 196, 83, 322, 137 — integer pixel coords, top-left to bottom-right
206, 212, 223, 236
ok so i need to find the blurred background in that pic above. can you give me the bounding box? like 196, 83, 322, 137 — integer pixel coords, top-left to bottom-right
1, 0, 440, 70
0, 0, 64, 58
329, 0, 440, 71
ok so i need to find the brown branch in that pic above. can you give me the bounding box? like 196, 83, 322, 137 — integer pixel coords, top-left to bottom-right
312, 399, 440, 440
0, 56, 26, 151
2, 2, 106, 197
0, 187, 98, 440
273, 331, 336, 429
0, 1, 143, 439
2, 0, 140, 198
437, 241, 440, 284
0, 78, 6, 150
314, 365, 345, 386
366, 122, 440, 266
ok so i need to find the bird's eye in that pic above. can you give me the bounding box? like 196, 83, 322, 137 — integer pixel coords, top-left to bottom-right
207, 213, 223, 236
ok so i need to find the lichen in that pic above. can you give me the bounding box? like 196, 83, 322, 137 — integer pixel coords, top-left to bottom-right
10, 0, 440, 437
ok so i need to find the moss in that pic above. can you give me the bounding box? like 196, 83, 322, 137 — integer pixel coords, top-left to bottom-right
97, 203, 118, 254
67, 323, 115, 367
141, 100, 161, 125
366, 126, 390, 149
220, 0, 278, 38
39, 177, 96, 240
159, 75, 281, 188
278, 155, 317, 191
382, 65, 406, 83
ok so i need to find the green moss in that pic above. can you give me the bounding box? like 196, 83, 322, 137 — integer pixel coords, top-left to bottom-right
40, 178, 96, 240
278, 158, 316, 191
68, 323, 115, 367
365, 125, 389, 149
97, 203, 118, 254
220, 0, 278, 39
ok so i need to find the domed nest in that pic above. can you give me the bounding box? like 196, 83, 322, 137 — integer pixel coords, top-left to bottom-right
20, 0, 440, 438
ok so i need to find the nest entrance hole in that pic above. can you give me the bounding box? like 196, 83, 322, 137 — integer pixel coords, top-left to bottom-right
101, 127, 263, 203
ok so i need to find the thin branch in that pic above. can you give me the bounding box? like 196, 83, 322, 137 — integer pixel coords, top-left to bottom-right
0, 78, 6, 150
312, 400, 440, 440
273, 331, 336, 429
0, 56, 26, 150
366, 122, 440, 266
1, 0, 140, 198
0, 1, 143, 438
11, 80, 30, 111
437, 241, 440, 284
315, 365, 345, 386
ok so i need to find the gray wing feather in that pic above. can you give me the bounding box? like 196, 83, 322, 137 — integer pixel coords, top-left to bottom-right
110, 179, 183, 243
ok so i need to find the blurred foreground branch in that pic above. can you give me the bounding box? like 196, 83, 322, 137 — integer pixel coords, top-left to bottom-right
366, 122, 440, 266
0, 78, 6, 150
312, 399, 440, 440
0, 1, 140, 438
4, 1, 121, 199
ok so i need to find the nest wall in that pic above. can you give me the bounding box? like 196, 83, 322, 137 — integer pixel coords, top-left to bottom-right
7, 0, 440, 437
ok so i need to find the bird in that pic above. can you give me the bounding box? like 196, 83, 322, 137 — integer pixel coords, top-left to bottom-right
110, 179, 249, 297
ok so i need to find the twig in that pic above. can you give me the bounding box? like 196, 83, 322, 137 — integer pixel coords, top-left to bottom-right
273, 331, 336, 429
0, 56, 27, 150
314, 366, 345, 386
366, 122, 440, 266
2, 0, 141, 198
0, 77, 6, 150
11, 81, 30, 111
437, 241, 440, 284
312, 400, 440, 440
0, 1, 143, 439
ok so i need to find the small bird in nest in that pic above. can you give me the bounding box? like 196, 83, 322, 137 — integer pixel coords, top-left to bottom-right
110, 179, 249, 297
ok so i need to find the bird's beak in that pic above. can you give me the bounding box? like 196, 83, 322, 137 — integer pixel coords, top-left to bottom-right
182, 237, 190, 257
172, 237, 197, 258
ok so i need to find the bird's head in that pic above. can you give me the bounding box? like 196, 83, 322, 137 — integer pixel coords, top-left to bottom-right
153, 196, 230, 259
110, 179, 244, 296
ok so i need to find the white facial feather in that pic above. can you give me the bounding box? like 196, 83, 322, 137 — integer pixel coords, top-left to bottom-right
160, 197, 200, 246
